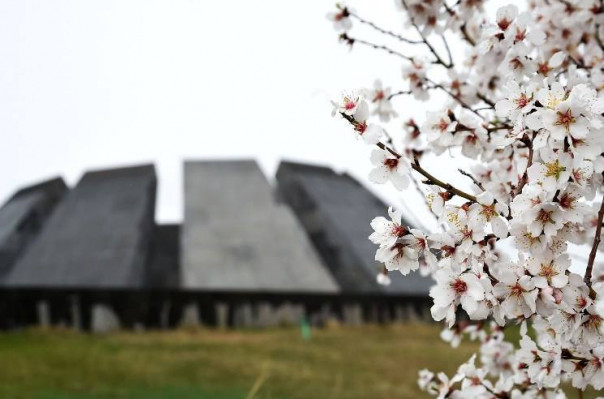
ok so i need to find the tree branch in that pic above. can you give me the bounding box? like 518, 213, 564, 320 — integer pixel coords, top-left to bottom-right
476, 92, 496, 108
339, 33, 413, 61
427, 79, 485, 119
442, 2, 476, 46
348, 11, 423, 45
409, 156, 477, 202
458, 169, 484, 191
513, 133, 535, 197
585, 199, 604, 287
596, 23, 604, 52
401, 0, 453, 68
387, 90, 412, 100
441, 34, 454, 67
340, 112, 477, 203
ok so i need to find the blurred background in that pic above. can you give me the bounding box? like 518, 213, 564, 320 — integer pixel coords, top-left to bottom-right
0, 0, 418, 226
0, 1, 595, 398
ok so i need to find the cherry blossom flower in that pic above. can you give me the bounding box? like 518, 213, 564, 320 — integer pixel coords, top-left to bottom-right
404, 228, 438, 267
365, 79, 397, 122
583, 348, 604, 389
430, 268, 486, 326
375, 241, 419, 275
495, 80, 536, 126
496, 5, 518, 33
493, 267, 538, 319
424, 185, 450, 217
326, 5, 352, 31
526, 251, 570, 289
500, 42, 537, 80
562, 273, 592, 313
534, 51, 566, 77
457, 112, 489, 159
418, 369, 436, 392
510, 12, 545, 46
331, 94, 368, 119
368, 149, 410, 190
443, 207, 487, 257
376, 271, 391, 286
422, 110, 458, 150
353, 121, 383, 145
527, 149, 572, 192
557, 183, 590, 223
469, 191, 509, 239
541, 99, 591, 141
369, 207, 408, 248
402, 58, 430, 101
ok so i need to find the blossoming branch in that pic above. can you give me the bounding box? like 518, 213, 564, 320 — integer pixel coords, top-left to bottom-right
328, 0, 604, 396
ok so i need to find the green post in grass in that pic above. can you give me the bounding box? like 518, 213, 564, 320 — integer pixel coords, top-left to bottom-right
300, 316, 312, 341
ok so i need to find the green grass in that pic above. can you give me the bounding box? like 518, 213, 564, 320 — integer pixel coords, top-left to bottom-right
0, 324, 597, 398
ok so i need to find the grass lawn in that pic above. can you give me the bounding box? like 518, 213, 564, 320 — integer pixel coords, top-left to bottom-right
0, 324, 598, 399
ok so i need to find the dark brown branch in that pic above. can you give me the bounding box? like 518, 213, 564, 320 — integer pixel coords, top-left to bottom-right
456, 124, 512, 133
585, 199, 604, 287
388, 85, 437, 100
340, 112, 477, 203
376, 141, 402, 158
458, 169, 484, 191
513, 133, 535, 197
476, 92, 496, 108
459, 24, 476, 46
401, 0, 453, 68
441, 34, 454, 67
473, 106, 494, 112
409, 156, 477, 202
409, 170, 445, 230
595, 23, 604, 52
427, 79, 484, 119
348, 11, 423, 45
340, 33, 413, 61
382, 128, 396, 149
387, 90, 412, 100
442, 2, 476, 46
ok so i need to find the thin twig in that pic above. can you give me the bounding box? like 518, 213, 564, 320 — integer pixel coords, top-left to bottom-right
427, 78, 485, 119
458, 169, 484, 191
387, 90, 412, 100
340, 112, 477, 203
376, 141, 401, 158
473, 106, 494, 112
585, 199, 604, 287
442, 2, 476, 46
409, 170, 445, 232
340, 33, 413, 61
595, 23, 604, 52
441, 34, 454, 67
382, 128, 396, 149
348, 12, 423, 45
476, 92, 496, 108
513, 133, 535, 197
388, 85, 437, 100
401, 0, 452, 68
459, 24, 476, 46
456, 124, 512, 133
406, 153, 477, 202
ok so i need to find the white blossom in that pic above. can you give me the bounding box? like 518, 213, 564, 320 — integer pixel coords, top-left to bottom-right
331, 0, 604, 394
368, 149, 410, 190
